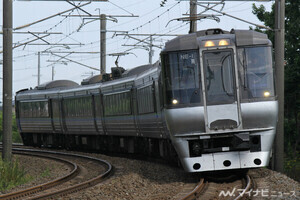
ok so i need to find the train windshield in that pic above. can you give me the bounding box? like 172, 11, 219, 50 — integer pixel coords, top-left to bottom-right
203, 50, 236, 105
162, 50, 201, 106
237, 46, 275, 99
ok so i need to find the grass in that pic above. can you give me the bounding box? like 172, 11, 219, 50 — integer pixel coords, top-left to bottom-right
0, 157, 32, 192
41, 167, 51, 178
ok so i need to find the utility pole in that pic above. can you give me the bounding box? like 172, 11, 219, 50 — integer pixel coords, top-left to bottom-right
38, 52, 41, 85
67, 13, 138, 73
149, 35, 153, 64
100, 14, 106, 74
274, 0, 285, 173
2, 0, 13, 162
52, 66, 55, 81
189, 0, 197, 33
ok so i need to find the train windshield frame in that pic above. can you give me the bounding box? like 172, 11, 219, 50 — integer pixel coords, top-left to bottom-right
162, 50, 201, 107
237, 46, 275, 100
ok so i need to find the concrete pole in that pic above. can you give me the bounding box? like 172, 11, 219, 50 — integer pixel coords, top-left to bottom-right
149, 35, 153, 64
38, 52, 41, 85
52, 66, 55, 81
100, 14, 106, 74
189, 0, 197, 33
2, 0, 13, 162
274, 0, 285, 173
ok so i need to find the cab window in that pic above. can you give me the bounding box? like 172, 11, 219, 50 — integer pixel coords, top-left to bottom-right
162, 50, 201, 107
237, 46, 275, 99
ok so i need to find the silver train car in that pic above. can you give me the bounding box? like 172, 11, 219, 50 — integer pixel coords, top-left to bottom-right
15, 29, 278, 172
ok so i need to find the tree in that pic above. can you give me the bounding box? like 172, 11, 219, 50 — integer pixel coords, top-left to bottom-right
0, 111, 22, 143
252, 0, 300, 177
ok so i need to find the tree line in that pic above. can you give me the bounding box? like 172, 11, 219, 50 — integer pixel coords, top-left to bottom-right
252, 0, 299, 179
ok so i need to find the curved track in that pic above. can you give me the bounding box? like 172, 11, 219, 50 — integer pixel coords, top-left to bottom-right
181, 178, 206, 200
180, 175, 253, 200
234, 175, 253, 200
0, 147, 113, 200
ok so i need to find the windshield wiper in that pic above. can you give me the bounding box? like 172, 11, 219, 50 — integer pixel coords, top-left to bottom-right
221, 54, 234, 97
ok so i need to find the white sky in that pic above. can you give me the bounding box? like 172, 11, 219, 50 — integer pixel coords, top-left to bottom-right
0, 0, 273, 101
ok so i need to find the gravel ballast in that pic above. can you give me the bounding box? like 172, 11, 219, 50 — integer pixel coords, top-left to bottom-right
0, 154, 71, 195
2, 151, 299, 200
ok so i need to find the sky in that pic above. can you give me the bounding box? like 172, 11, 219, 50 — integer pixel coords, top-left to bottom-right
0, 0, 273, 101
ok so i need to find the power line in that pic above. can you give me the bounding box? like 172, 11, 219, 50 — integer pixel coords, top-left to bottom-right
128, 2, 180, 32
197, 3, 272, 30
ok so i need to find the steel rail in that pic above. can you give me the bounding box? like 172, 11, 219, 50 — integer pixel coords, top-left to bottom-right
0, 150, 79, 200
0, 148, 113, 200
234, 175, 252, 200
181, 178, 206, 200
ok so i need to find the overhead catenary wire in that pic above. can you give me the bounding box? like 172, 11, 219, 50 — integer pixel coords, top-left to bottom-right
197, 3, 272, 30
7, 0, 273, 75
127, 2, 180, 32
12, 1, 186, 68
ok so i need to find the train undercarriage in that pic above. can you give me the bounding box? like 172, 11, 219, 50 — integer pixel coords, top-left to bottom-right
21, 132, 178, 163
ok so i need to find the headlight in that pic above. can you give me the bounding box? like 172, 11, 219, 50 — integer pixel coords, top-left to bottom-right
264, 91, 271, 97
204, 40, 215, 47
172, 99, 179, 105
219, 39, 229, 46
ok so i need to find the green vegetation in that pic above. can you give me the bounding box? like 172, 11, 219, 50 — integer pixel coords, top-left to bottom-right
41, 167, 51, 178
0, 111, 22, 143
252, 0, 300, 180
0, 158, 31, 191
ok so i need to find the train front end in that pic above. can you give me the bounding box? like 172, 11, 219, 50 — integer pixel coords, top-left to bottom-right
161, 29, 278, 172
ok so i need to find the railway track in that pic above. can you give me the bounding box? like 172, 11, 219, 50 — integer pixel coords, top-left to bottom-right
1, 144, 255, 199
0, 147, 113, 200
180, 174, 253, 200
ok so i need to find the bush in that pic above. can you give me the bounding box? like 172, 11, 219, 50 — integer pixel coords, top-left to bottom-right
0, 158, 31, 191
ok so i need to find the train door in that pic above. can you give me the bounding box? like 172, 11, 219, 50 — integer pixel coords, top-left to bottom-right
201, 50, 242, 131
51, 98, 62, 133
92, 94, 105, 134
136, 81, 162, 138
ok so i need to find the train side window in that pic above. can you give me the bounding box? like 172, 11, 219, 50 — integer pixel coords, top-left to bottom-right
40, 101, 49, 117
51, 100, 60, 119
71, 99, 74, 117
103, 92, 131, 116
76, 99, 79, 117
32, 102, 37, 117
19, 101, 49, 118
19, 102, 29, 118
20, 102, 25, 118
64, 99, 69, 117
85, 97, 92, 117
78, 98, 82, 116
33, 102, 39, 117
94, 95, 102, 118
64, 97, 92, 118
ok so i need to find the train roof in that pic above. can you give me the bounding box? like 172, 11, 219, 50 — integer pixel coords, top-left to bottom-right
162, 28, 271, 52
122, 61, 159, 77
15, 61, 160, 99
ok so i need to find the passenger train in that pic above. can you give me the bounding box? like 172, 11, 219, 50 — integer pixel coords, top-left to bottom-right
15, 29, 278, 172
